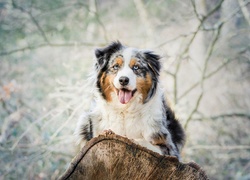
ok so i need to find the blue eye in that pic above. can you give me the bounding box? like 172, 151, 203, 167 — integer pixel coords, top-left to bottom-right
133, 65, 139, 70
113, 64, 119, 70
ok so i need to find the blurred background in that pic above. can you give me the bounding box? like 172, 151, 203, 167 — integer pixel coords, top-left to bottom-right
0, 0, 249, 179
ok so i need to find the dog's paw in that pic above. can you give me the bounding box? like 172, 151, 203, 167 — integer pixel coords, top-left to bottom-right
161, 144, 180, 158
149, 132, 180, 159
100, 129, 115, 136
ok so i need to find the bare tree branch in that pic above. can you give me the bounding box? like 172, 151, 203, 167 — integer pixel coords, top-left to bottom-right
202, 24, 223, 80
173, 22, 202, 104
170, 0, 224, 103
193, 112, 250, 121
184, 92, 203, 129
158, 0, 225, 49
87, 0, 108, 42
161, 0, 225, 103
94, 11, 109, 42
6, 0, 108, 57
238, 0, 250, 25
177, 0, 250, 101
11, 110, 53, 150
218, 0, 250, 26
178, 58, 231, 100
48, 102, 84, 144
191, 0, 203, 21
0, 42, 98, 56
28, 11, 50, 44
154, 33, 190, 48
134, 0, 154, 42
184, 23, 223, 129
188, 145, 250, 150
203, 0, 225, 21
11, 0, 50, 44
164, 70, 175, 78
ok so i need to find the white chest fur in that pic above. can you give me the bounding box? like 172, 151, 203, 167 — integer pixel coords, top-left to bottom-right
95, 89, 165, 141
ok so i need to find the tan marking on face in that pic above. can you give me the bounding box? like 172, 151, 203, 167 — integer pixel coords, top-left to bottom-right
129, 58, 137, 68
100, 72, 116, 102
136, 73, 152, 103
113, 57, 123, 67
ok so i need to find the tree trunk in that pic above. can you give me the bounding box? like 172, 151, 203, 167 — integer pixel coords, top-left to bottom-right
59, 133, 208, 180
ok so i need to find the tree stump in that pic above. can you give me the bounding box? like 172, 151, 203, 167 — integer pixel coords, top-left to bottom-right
59, 133, 208, 180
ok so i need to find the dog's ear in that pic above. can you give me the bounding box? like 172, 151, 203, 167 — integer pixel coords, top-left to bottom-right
141, 51, 161, 76
95, 48, 106, 70
139, 51, 161, 103
95, 41, 123, 70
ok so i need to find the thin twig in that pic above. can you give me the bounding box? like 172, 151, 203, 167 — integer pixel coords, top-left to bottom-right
154, 33, 190, 48
28, 11, 50, 44
173, 23, 202, 104
237, 0, 250, 25
48, 102, 84, 143
164, 70, 175, 78
184, 92, 203, 129
184, 23, 223, 129
190, 0, 203, 21
178, 0, 249, 101
202, 23, 223, 80
134, 0, 154, 40
93, 0, 109, 42
178, 58, 231, 100
188, 145, 250, 150
0, 42, 97, 56
11, 110, 54, 150
1, 1, 100, 57
203, 0, 225, 21
11, 0, 50, 44
193, 112, 250, 121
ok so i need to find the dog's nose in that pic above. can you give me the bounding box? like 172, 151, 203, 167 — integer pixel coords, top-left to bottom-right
119, 76, 129, 86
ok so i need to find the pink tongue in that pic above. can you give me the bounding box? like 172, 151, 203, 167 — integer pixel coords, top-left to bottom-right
118, 90, 133, 104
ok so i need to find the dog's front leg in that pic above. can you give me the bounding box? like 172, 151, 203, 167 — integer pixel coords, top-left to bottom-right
148, 130, 180, 159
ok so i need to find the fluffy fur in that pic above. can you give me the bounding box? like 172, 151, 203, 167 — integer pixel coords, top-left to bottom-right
75, 41, 185, 159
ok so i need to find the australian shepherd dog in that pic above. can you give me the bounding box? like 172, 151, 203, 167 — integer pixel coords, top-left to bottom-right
75, 41, 185, 159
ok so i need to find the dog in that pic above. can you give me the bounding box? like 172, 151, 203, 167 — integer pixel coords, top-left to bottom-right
75, 41, 185, 159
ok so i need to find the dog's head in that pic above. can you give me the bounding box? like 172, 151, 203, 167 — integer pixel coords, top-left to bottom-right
95, 41, 161, 105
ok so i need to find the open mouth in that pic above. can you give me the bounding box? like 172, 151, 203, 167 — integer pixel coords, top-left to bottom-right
117, 88, 137, 104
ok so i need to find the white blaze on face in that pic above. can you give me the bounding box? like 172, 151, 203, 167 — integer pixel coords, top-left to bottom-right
113, 48, 137, 104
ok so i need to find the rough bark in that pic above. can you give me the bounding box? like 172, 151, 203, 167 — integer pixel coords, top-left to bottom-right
59, 133, 208, 180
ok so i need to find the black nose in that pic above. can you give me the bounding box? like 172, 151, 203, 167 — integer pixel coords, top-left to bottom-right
119, 76, 129, 86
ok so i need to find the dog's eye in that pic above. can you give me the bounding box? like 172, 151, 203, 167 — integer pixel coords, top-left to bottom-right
113, 64, 119, 70
133, 65, 139, 71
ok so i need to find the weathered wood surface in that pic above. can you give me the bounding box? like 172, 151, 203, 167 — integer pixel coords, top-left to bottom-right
59, 133, 208, 180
